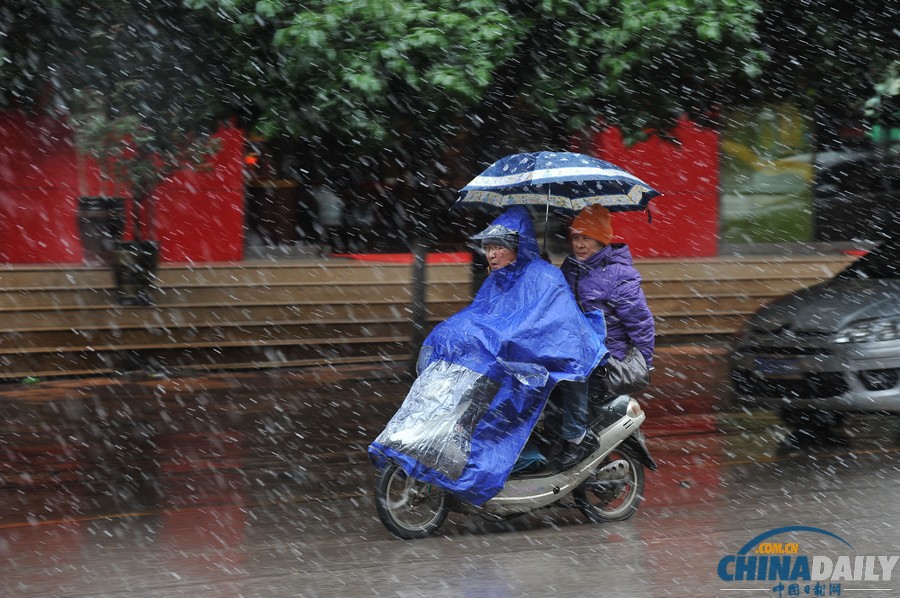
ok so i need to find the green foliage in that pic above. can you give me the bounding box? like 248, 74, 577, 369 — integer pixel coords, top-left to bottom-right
4, 0, 898, 194
516, 0, 763, 140
185, 0, 771, 163
0, 1, 236, 240
721, 201, 812, 245
739, 0, 899, 125
234, 0, 523, 143
865, 61, 900, 127
0, 1, 235, 130
71, 88, 221, 203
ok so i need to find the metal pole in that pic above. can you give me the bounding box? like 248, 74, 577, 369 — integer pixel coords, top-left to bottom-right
409, 233, 428, 377
542, 186, 550, 257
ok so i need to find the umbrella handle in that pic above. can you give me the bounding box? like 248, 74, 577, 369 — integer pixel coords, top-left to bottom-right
542, 189, 550, 252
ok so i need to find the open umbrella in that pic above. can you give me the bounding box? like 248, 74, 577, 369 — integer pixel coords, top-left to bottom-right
454, 151, 661, 250
455, 151, 661, 214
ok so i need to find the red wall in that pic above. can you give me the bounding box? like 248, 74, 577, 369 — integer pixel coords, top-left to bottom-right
0, 111, 245, 264
152, 127, 246, 263
594, 117, 720, 257
0, 111, 720, 264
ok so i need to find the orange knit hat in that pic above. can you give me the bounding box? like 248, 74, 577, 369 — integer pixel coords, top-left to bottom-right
570, 205, 613, 245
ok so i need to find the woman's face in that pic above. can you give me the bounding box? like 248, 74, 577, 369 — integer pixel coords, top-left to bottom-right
570, 233, 603, 261
484, 244, 516, 270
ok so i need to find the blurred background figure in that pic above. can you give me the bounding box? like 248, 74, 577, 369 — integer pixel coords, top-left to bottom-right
310, 176, 347, 254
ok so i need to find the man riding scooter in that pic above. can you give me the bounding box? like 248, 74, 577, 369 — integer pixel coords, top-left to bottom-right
369, 206, 609, 506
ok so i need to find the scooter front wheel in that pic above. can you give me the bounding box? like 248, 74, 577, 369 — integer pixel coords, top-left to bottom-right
573, 446, 644, 523
375, 463, 450, 539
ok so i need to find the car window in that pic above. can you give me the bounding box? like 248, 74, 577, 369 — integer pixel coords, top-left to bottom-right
818, 161, 878, 194
837, 238, 900, 280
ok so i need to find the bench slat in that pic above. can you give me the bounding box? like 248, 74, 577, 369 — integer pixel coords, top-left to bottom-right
0, 255, 850, 380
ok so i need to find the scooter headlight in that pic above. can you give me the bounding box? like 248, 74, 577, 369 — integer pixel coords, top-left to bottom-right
626, 399, 643, 418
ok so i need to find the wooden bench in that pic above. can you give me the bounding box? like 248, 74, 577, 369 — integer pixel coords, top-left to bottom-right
637, 255, 853, 341
0, 260, 471, 380
0, 254, 855, 380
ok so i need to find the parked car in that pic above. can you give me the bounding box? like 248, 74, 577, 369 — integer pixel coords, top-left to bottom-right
730, 237, 900, 436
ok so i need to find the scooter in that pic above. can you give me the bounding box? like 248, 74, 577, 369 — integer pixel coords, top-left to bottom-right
374, 390, 657, 539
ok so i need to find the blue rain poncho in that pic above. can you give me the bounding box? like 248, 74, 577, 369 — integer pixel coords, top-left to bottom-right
369, 206, 608, 505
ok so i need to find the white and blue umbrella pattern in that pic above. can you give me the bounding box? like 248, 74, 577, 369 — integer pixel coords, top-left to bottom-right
455, 151, 661, 213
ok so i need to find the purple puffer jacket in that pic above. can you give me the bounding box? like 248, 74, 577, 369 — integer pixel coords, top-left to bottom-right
561, 243, 655, 367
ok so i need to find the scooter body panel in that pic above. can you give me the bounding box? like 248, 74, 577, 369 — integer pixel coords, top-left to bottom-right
473, 409, 645, 516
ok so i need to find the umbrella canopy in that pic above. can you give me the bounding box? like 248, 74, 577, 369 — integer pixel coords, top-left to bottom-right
455, 151, 661, 213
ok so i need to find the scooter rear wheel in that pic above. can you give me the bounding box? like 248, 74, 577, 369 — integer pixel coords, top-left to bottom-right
573, 446, 644, 523
375, 463, 450, 539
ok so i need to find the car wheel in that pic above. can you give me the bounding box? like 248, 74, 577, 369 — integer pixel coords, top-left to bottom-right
780, 407, 847, 446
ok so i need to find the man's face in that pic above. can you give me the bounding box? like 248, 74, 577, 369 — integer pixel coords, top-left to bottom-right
570, 233, 603, 261
484, 243, 516, 270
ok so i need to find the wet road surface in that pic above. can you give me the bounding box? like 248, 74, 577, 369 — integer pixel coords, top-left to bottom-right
2, 348, 899, 597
